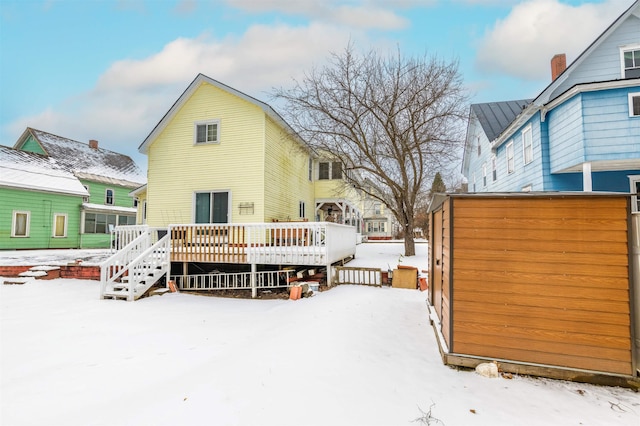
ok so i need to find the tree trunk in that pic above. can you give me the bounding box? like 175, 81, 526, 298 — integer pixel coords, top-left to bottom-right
403, 221, 416, 256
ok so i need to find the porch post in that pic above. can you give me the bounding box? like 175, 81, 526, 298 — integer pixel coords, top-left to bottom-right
251, 263, 257, 299
583, 162, 593, 192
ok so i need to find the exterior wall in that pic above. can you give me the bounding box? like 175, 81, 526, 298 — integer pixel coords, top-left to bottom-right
0, 187, 83, 249
263, 116, 314, 221
548, 88, 640, 174
550, 15, 640, 98
80, 179, 136, 208
146, 81, 266, 226
435, 195, 633, 376
429, 198, 451, 348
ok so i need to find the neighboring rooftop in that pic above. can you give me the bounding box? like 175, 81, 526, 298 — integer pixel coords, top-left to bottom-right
14, 128, 145, 187
471, 99, 532, 142
0, 145, 89, 196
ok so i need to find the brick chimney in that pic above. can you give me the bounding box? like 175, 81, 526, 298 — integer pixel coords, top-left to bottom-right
89, 139, 99, 149
551, 53, 566, 81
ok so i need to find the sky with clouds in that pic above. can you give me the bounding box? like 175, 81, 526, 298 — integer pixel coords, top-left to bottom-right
0, 0, 632, 170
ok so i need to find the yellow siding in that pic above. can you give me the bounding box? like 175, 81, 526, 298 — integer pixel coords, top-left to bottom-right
146, 81, 266, 226
134, 188, 147, 225
264, 117, 314, 221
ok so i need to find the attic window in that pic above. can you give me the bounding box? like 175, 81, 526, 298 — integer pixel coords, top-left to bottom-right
194, 120, 220, 144
621, 45, 640, 79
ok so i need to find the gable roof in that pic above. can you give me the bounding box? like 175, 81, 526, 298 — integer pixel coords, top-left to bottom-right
490, 0, 640, 150
138, 73, 307, 154
471, 100, 533, 142
0, 145, 89, 197
15, 128, 145, 188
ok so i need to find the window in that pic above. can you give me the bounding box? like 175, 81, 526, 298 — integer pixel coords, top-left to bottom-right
522, 125, 533, 164
133, 198, 139, 208
506, 141, 515, 174
12, 211, 30, 237
299, 201, 306, 218
117, 215, 136, 226
84, 213, 117, 234
629, 93, 640, 117
105, 189, 114, 205
621, 46, 640, 79
477, 137, 481, 156
308, 157, 313, 181
472, 173, 476, 192
195, 191, 229, 223
194, 120, 220, 144
319, 162, 330, 180
331, 162, 342, 179
143, 201, 147, 223
374, 203, 381, 215
367, 221, 386, 233
482, 163, 487, 187
53, 214, 67, 238
491, 155, 497, 181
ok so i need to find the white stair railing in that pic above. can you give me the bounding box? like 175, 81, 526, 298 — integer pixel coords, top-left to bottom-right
100, 227, 169, 301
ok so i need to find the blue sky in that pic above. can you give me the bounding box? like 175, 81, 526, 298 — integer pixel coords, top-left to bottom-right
0, 0, 632, 169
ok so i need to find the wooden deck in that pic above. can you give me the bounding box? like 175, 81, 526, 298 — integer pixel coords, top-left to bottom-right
168, 222, 356, 266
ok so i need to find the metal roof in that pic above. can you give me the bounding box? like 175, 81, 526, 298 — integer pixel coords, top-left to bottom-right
470, 99, 532, 142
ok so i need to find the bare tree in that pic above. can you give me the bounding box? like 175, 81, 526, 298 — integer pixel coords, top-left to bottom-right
273, 44, 467, 255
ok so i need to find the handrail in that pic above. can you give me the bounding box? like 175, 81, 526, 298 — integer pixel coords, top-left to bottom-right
123, 234, 170, 301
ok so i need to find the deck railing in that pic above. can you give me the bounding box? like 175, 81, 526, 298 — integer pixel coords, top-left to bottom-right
169, 222, 356, 266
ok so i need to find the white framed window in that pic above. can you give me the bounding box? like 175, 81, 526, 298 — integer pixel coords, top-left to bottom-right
143, 201, 147, 223
491, 155, 497, 181
318, 162, 343, 180
620, 44, 640, 79
308, 157, 313, 181
482, 163, 487, 187
318, 162, 330, 180
630, 176, 640, 212
472, 173, 476, 192
331, 162, 342, 179
53, 213, 68, 238
105, 188, 114, 205
194, 191, 230, 223
628, 92, 640, 117
522, 125, 533, 164
12, 210, 30, 237
477, 136, 481, 156
506, 141, 515, 174
194, 120, 220, 145
299, 201, 306, 218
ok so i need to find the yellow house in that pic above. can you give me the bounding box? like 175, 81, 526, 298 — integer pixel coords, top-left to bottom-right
101, 74, 360, 300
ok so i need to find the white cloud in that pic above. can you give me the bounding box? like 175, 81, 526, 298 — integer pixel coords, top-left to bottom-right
475, 0, 630, 81
10, 22, 360, 167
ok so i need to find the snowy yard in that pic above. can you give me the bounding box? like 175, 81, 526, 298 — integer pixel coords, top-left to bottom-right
1, 243, 638, 425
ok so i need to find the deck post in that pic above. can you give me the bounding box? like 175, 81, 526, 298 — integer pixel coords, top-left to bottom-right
251, 263, 257, 298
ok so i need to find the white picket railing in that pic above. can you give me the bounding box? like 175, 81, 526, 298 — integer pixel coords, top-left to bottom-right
110, 225, 151, 251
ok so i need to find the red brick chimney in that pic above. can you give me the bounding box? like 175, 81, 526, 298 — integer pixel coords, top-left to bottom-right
551, 54, 566, 81
89, 139, 99, 149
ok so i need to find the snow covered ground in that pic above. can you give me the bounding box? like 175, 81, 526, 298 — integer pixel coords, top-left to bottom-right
1, 242, 638, 425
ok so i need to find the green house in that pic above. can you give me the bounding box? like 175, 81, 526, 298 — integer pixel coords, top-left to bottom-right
1, 128, 145, 249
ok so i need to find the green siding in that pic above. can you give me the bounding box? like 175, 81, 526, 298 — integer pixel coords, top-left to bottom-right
80, 179, 135, 208
18, 135, 46, 155
0, 187, 83, 249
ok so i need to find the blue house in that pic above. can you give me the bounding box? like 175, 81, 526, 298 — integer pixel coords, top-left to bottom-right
462, 0, 640, 205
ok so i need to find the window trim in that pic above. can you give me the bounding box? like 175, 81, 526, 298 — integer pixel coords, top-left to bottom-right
482, 163, 487, 187
620, 44, 640, 78
630, 175, 640, 213
506, 141, 515, 174
522, 125, 533, 165
11, 210, 30, 237
299, 201, 306, 219
52, 213, 68, 238
491, 155, 497, 181
105, 188, 114, 206
194, 119, 221, 145
628, 92, 640, 117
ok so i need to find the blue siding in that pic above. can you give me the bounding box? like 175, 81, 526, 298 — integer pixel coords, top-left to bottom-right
583, 88, 640, 162
593, 170, 640, 192
548, 95, 585, 173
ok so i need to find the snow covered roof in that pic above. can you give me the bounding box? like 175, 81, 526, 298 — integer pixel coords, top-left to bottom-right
15, 128, 146, 187
0, 145, 90, 197
82, 203, 137, 214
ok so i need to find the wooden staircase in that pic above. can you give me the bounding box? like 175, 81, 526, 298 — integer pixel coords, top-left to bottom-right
100, 227, 170, 301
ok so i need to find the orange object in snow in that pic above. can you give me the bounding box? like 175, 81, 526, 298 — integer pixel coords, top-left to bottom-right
289, 286, 302, 300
